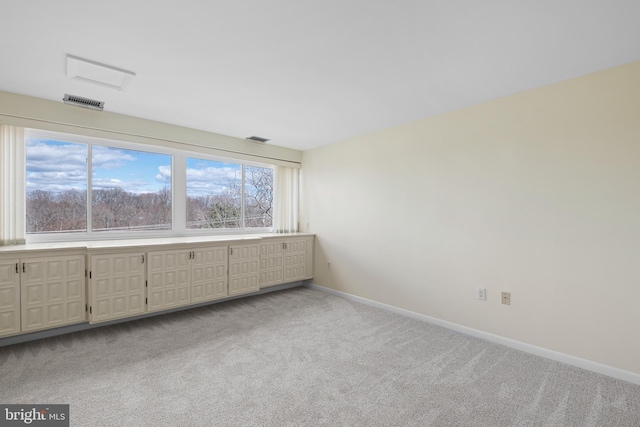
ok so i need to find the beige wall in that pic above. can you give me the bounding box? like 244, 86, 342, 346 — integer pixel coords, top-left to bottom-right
0, 90, 302, 166
301, 61, 640, 375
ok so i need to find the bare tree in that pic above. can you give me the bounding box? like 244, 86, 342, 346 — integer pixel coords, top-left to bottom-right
187, 191, 241, 229
58, 189, 87, 231
27, 190, 57, 232
26, 166, 273, 233
244, 166, 273, 227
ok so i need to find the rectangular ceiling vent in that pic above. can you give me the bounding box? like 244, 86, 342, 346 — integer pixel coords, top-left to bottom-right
63, 94, 105, 111
66, 54, 136, 91
246, 136, 269, 144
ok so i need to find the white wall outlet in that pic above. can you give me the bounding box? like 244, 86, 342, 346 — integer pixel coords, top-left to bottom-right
327, 260, 331, 269
477, 288, 486, 300
502, 291, 511, 305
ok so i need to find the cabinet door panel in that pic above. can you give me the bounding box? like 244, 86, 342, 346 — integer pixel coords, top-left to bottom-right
47, 282, 63, 302
282, 239, 311, 282
165, 289, 177, 305
147, 249, 191, 312
113, 296, 127, 316
259, 241, 284, 288
0, 260, 21, 337
67, 300, 84, 321
229, 244, 260, 296
24, 283, 45, 305
95, 299, 110, 319
89, 252, 145, 323
129, 294, 143, 312
47, 303, 64, 325
192, 246, 228, 303
0, 311, 19, 336
230, 264, 240, 276
21, 255, 86, 332
67, 279, 83, 300
24, 307, 44, 330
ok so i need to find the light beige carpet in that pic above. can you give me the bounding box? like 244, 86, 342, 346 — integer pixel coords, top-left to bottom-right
1, 286, 639, 426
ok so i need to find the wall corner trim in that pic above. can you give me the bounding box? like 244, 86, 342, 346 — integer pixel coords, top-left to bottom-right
304, 283, 640, 386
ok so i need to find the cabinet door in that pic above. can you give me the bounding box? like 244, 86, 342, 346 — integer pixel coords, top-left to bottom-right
259, 241, 284, 288
192, 246, 228, 303
229, 244, 260, 296
0, 260, 20, 338
21, 255, 86, 332
303, 237, 314, 280
147, 249, 191, 312
89, 252, 145, 323
283, 239, 309, 282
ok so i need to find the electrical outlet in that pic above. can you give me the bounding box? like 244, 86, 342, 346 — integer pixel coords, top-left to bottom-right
477, 288, 486, 300
502, 292, 511, 305
327, 261, 331, 269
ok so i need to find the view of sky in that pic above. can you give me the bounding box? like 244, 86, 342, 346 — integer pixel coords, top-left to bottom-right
26, 137, 244, 197
93, 145, 171, 193
26, 138, 171, 194
186, 157, 241, 197
26, 138, 88, 193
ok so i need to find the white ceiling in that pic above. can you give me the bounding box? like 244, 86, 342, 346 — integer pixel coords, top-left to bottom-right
1, 1, 639, 151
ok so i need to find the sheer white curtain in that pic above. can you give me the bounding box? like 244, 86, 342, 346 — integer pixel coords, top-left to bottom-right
273, 165, 299, 233
0, 125, 26, 245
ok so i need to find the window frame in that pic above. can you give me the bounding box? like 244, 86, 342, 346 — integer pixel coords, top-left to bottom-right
25, 128, 274, 243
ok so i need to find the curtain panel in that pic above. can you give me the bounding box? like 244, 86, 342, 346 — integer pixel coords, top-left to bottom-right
0, 125, 26, 245
273, 166, 299, 233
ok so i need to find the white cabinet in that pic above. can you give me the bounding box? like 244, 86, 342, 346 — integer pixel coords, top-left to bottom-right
0, 260, 20, 338
0, 234, 313, 341
88, 252, 146, 323
191, 246, 228, 304
259, 237, 314, 288
147, 249, 191, 312
283, 239, 312, 283
229, 243, 260, 296
147, 245, 229, 311
259, 241, 284, 287
21, 255, 86, 333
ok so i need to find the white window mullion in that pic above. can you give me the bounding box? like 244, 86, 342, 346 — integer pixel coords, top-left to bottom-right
173, 152, 186, 234
87, 144, 93, 235
241, 165, 246, 229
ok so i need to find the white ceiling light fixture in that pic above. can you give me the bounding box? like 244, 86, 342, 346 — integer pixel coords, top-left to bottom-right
66, 54, 136, 91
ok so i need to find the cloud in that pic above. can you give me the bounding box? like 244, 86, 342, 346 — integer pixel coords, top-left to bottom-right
91, 178, 151, 192
25, 139, 263, 199
92, 145, 136, 169
26, 139, 87, 192
156, 165, 172, 183
26, 139, 171, 194
186, 165, 241, 197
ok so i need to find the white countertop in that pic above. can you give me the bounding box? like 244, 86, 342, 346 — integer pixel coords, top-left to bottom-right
0, 232, 315, 254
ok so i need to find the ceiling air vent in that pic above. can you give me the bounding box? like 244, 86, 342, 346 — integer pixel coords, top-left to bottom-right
246, 136, 269, 144
66, 54, 136, 91
63, 94, 105, 111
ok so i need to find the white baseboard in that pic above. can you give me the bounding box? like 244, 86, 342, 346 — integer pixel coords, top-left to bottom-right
304, 283, 640, 386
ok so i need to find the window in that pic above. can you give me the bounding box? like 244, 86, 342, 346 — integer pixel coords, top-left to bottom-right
91, 146, 172, 232
185, 158, 274, 229
24, 129, 275, 242
244, 166, 273, 228
26, 138, 88, 233
186, 158, 242, 229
